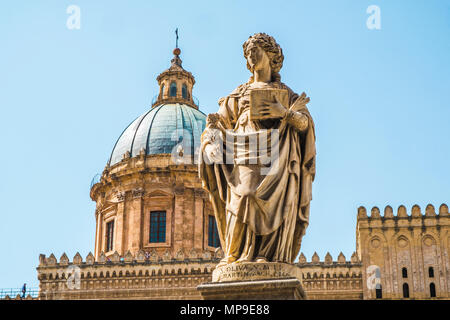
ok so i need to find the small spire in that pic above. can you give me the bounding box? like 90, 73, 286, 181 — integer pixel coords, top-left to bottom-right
170, 47, 183, 69
170, 28, 182, 69
154, 36, 197, 109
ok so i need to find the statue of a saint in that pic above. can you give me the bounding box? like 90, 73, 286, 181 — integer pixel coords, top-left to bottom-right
199, 33, 316, 266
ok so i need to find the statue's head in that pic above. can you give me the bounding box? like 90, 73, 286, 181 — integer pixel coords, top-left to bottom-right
243, 33, 284, 82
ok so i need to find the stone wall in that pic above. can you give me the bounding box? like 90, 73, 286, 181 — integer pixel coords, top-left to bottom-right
37, 249, 221, 300
36, 203, 449, 300
37, 250, 364, 300
90, 154, 215, 260
297, 252, 363, 300
357, 203, 450, 299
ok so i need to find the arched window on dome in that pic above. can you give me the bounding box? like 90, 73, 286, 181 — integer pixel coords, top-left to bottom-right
182, 83, 188, 99
208, 215, 220, 248
160, 84, 165, 99
402, 283, 410, 298
429, 283, 436, 298
105, 220, 114, 252
169, 82, 177, 97
402, 267, 408, 278
149, 211, 166, 243
375, 285, 382, 299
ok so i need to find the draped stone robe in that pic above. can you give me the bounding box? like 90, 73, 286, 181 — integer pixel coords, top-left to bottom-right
199, 81, 316, 264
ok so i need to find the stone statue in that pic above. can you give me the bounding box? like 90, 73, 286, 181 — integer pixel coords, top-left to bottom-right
199, 33, 316, 267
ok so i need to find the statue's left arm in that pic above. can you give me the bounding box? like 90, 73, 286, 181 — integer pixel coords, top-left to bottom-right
282, 90, 311, 132
283, 109, 309, 132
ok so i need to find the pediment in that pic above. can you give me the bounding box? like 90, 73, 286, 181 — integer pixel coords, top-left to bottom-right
146, 189, 174, 198
100, 204, 117, 213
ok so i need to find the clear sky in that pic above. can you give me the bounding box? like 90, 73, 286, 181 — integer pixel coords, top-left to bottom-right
0, 0, 449, 288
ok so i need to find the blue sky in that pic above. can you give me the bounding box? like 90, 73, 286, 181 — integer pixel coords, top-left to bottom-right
0, 1, 449, 288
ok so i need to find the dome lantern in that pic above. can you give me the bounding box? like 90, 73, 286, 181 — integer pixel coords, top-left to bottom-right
154, 48, 197, 109
108, 46, 206, 167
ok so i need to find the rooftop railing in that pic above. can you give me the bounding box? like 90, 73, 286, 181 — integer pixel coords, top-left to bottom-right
151, 95, 199, 107
0, 287, 39, 299
90, 173, 101, 189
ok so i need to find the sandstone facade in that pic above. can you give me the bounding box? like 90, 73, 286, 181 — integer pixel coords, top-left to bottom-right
357, 204, 449, 299
35, 203, 449, 300
90, 155, 216, 260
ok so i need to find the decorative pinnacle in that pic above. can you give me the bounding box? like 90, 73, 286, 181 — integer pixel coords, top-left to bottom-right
170, 48, 183, 69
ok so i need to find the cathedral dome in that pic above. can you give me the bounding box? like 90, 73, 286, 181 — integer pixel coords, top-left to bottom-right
89, 43, 217, 266
108, 46, 207, 167
109, 103, 206, 166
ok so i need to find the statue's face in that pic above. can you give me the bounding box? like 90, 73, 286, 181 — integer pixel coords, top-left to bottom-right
246, 42, 270, 72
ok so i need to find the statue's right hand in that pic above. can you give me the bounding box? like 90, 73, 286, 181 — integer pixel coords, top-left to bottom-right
204, 143, 222, 164
206, 113, 221, 129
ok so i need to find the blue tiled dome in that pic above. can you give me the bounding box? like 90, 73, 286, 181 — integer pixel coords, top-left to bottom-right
109, 103, 206, 166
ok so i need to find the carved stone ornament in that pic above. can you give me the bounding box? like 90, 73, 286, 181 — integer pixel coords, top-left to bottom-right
132, 187, 145, 198
86, 252, 95, 265
59, 253, 69, 266
136, 250, 146, 262
98, 252, 106, 264
175, 249, 185, 261
149, 249, 159, 263
298, 253, 307, 264
124, 250, 134, 263
116, 191, 126, 202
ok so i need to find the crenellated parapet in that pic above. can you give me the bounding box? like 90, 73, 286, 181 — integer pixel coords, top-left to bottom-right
296, 252, 363, 300
357, 203, 449, 221
356, 203, 450, 255
37, 249, 223, 300
36, 249, 366, 300
2, 294, 36, 300
38, 248, 223, 268
356, 202, 450, 300
297, 251, 360, 266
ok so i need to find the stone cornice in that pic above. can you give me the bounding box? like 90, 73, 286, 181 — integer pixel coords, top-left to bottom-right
90, 154, 201, 201
356, 204, 450, 230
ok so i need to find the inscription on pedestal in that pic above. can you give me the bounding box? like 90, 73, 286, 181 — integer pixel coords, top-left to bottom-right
212, 262, 302, 283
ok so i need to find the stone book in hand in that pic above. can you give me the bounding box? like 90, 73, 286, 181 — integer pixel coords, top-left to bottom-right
249, 88, 289, 121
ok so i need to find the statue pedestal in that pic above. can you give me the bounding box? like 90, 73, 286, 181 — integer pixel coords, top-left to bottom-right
197, 262, 306, 300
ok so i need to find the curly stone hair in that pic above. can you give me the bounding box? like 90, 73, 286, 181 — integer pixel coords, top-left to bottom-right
243, 33, 284, 83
